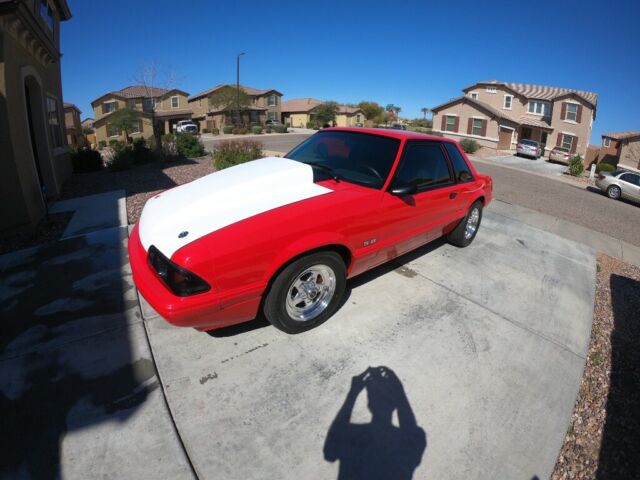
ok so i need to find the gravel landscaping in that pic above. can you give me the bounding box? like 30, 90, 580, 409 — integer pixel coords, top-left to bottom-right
551, 253, 640, 479
60, 156, 215, 224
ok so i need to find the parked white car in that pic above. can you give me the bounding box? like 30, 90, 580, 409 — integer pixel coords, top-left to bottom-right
174, 120, 198, 134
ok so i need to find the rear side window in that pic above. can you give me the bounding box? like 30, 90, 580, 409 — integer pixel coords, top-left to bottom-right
444, 143, 474, 182
393, 143, 453, 191
620, 173, 640, 186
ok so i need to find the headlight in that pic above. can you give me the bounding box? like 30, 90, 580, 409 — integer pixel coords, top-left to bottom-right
148, 246, 210, 296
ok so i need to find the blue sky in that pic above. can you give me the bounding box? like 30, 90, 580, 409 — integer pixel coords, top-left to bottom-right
62, 0, 640, 144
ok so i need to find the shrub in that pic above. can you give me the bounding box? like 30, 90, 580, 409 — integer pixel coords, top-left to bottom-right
202, 128, 210, 134
105, 146, 133, 171
108, 139, 123, 150
306, 121, 314, 129
131, 138, 154, 164
161, 133, 176, 143
272, 125, 288, 133
70, 148, 103, 173
161, 134, 178, 158
251, 125, 263, 134
264, 127, 272, 134
211, 128, 220, 135
459, 139, 480, 154
212, 140, 264, 170
568, 155, 584, 176
175, 133, 205, 157
223, 125, 233, 134
596, 162, 616, 173
98, 140, 107, 150
232, 126, 248, 135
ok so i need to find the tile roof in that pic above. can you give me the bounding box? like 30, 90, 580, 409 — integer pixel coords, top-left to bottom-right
470, 80, 598, 106
431, 96, 518, 123
113, 85, 171, 98
602, 131, 640, 140
154, 109, 193, 118
338, 105, 363, 114
518, 115, 552, 129
188, 84, 282, 101
63, 102, 81, 113
281, 98, 323, 113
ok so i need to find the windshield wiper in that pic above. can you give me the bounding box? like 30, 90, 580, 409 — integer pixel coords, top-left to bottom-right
306, 161, 341, 182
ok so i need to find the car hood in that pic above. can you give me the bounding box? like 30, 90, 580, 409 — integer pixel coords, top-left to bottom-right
138, 157, 333, 257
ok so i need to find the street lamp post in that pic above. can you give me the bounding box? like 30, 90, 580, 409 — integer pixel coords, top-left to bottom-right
236, 52, 245, 125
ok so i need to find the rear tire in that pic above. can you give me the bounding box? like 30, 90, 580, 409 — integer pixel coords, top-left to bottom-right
263, 251, 346, 334
606, 185, 621, 200
447, 201, 483, 248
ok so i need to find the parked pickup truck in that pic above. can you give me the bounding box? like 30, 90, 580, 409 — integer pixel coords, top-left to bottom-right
174, 120, 198, 134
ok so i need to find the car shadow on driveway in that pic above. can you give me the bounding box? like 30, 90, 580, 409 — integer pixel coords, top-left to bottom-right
324, 366, 427, 480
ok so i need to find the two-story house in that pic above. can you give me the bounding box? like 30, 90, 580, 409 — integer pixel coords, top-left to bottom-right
599, 131, 640, 170
281, 98, 366, 128
64, 102, 83, 148
188, 84, 283, 131
432, 80, 598, 157
0, 0, 73, 232
91, 86, 191, 145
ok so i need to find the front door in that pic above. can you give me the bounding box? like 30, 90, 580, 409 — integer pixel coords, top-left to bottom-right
521, 127, 532, 140
25, 85, 44, 190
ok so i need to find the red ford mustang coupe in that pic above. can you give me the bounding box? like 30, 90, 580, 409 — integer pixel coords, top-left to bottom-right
129, 128, 493, 334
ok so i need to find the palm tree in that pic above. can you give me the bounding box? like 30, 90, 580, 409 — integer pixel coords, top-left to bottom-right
421, 107, 430, 120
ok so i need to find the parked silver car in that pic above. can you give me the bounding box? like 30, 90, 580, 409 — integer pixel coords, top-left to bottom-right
595, 168, 640, 203
548, 146, 571, 164
516, 139, 544, 159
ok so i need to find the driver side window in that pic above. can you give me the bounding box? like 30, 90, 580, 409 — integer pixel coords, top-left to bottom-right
393, 143, 453, 191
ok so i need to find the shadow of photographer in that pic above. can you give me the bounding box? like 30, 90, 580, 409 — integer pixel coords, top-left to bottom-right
324, 366, 427, 480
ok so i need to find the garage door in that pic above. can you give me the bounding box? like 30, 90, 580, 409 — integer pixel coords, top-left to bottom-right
497, 127, 512, 150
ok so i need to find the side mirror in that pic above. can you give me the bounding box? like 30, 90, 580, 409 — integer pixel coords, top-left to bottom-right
390, 181, 417, 196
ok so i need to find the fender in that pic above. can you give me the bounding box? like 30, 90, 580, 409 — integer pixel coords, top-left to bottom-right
262, 231, 354, 285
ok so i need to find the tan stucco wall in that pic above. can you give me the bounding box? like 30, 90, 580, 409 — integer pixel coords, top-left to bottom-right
285, 113, 311, 128
95, 116, 154, 145
548, 95, 594, 157
618, 138, 640, 169
432, 100, 507, 145
0, 12, 71, 231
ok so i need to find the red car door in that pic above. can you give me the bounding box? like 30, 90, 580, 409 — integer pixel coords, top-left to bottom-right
376, 141, 464, 259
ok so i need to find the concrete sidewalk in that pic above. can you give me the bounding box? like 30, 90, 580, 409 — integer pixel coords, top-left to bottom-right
141, 210, 596, 480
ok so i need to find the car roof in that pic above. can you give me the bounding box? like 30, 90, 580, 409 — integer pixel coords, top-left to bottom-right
320, 127, 458, 144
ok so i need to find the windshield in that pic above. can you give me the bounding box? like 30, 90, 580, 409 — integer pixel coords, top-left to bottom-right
286, 131, 400, 189
554, 147, 569, 153
520, 140, 538, 146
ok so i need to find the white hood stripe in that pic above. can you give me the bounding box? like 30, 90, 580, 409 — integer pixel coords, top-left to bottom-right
138, 157, 332, 257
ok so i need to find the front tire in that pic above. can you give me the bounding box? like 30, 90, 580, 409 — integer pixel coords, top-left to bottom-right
447, 201, 483, 247
263, 251, 346, 334
606, 185, 621, 200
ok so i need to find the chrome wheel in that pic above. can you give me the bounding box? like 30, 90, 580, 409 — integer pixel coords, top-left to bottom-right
607, 186, 621, 199
464, 207, 480, 240
285, 265, 336, 322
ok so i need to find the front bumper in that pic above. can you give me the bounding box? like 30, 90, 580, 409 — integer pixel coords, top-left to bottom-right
128, 224, 261, 330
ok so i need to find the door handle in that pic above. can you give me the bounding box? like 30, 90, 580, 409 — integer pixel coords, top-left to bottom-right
449, 192, 458, 199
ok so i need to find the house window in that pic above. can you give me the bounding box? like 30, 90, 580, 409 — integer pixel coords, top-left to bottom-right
143, 98, 155, 112
472, 118, 484, 136
129, 120, 141, 134
356, 114, 361, 123
46, 96, 63, 147
470, 92, 478, 99
504, 95, 513, 110
127, 99, 136, 109
171, 96, 179, 108
250, 111, 259, 123
566, 103, 578, 122
267, 94, 277, 106
486, 87, 497, 94
528, 100, 550, 116
103, 101, 118, 114
603, 137, 611, 147
445, 115, 457, 132
39, 0, 55, 32
267, 111, 277, 121
107, 123, 120, 137
561, 134, 575, 150
198, 99, 202, 107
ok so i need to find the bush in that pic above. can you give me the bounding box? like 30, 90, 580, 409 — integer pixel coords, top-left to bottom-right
105, 146, 133, 171
306, 121, 314, 129
70, 148, 103, 173
251, 125, 263, 134
567, 155, 584, 176
223, 125, 233, 134
459, 139, 480, 154
211, 128, 220, 135
272, 125, 288, 133
108, 139, 123, 150
264, 127, 272, 134
596, 162, 616, 173
131, 138, 154, 164
98, 140, 107, 150
175, 133, 205, 157
202, 128, 210, 134
212, 140, 264, 170
232, 126, 248, 135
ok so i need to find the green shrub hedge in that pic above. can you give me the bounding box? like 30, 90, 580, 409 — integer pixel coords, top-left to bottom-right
459, 139, 480, 154
223, 125, 233, 134
175, 133, 205, 157
98, 140, 107, 149
272, 125, 288, 133
568, 155, 584, 176
71, 148, 103, 173
212, 140, 263, 170
202, 128, 210, 134
306, 121, 314, 129
596, 162, 616, 173
211, 128, 220, 135
251, 125, 263, 134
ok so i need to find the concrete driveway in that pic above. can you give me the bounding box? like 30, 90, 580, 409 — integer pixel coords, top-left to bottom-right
142, 206, 596, 480
477, 153, 569, 177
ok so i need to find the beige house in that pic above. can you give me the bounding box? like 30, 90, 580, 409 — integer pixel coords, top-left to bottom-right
0, 0, 73, 232
92, 86, 191, 144
188, 84, 283, 131
432, 80, 598, 157
281, 98, 366, 128
600, 131, 640, 170
64, 102, 83, 148
81, 117, 94, 129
